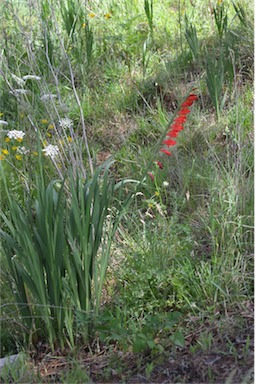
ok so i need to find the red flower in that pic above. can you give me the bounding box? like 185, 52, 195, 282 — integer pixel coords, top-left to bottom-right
166, 130, 178, 138
187, 94, 198, 100
148, 172, 154, 181
170, 123, 184, 131
181, 100, 194, 107
177, 108, 190, 115
174, 116, 187, 124
162, 139, 177, 146
160, 149, 172, 156
156, 161, 163, 169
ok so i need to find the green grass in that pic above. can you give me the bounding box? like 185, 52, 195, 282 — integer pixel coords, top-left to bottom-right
0, 0, 253, 382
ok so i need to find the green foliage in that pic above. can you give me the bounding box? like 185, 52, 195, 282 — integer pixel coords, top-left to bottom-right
0, 157, 130, 350
185, 15, 200, 61
144, 0, 154, 34
96, 309, 183, 353
213, 2, 228, 40
205, 53, 225, 119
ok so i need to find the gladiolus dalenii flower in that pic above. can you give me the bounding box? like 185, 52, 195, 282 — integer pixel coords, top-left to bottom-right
162, 139, 177, 147
160, 149, 172, 156
148, 91, 198, 181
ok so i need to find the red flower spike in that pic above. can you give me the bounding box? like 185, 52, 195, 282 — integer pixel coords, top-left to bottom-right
157, 161, 163, 169
181, 100, 194, 107
148, 172, 154, 181
160, 149, 172, 156
177, 108, 190, 116
162, 139, 177, 146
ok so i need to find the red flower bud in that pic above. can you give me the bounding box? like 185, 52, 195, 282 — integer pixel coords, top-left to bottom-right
160, 149, 172, 156
148, 172, 154, 181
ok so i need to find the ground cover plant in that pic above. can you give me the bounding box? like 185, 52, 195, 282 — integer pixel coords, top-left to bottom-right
0, 0, 253, 383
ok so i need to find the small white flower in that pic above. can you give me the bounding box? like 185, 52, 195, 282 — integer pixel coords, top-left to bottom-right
40, 94, 57, 101
42, 144, 60, 159
22, 75, 41, 81
0, 120, 8, 126
59, 117, 73, 130
162, 181, 169, 187
7, 130, 25, 140
17, 146, 29, 154
11, 73, 25, 86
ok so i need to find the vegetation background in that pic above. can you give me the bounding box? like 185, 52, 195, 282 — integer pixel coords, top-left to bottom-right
0, 0, 253, 382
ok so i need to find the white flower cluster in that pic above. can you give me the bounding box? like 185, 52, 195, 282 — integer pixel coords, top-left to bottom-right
0, 120, 8, 126
59, 118, 73, 130
17, 146, 29, 154
7, 130, 25, 140
42, 144, 60, 159
23, 75, 41, 81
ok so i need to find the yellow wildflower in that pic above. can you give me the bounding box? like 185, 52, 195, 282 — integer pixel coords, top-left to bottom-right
12, 146, 18, 151
0, 155, 4, 160
15, 155, 22, 161
2, 149, 9, 155
67, 136, 73, 142
5, 137, 10, 143
41, 119, 48, 124
148, 203, 153, 208
104, 12, 112, 19
48, 124, 54, 130
16, 138, 23, 143
82, 23, 86, 28
155, 191, 160, 196
89, 13, 95, 18
33, 151, 38, 156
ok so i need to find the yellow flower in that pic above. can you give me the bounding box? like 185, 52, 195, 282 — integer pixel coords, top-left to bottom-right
2, 149, 9, 155
41, 119, 48, 124
0, 112, 3, 117
155, 191, 160, 196
5, 137, 10, 143
48, 124, 54, 130
0, 155, 5, 160
89, 12, 95, 18
148, 203, 153, 208
82, 23, 86, 28
33, 151, 38, 156
16, 138, 23, 143
46, 132, 52, 137
15, 155, 22, 161
12, 146, 18, 151
67, 136, 73, 142
104, 12, 112, 19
